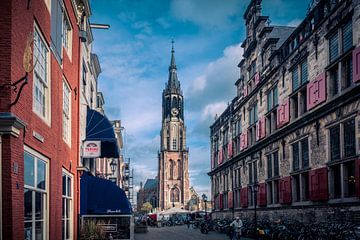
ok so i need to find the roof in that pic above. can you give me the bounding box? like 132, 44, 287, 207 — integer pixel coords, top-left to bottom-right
144, 179, 157, 190
268, 26, 296, 49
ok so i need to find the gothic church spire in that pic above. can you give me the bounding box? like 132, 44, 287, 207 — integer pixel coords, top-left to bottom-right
166, 40, 181, 94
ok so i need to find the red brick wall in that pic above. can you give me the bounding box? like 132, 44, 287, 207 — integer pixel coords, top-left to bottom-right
0, 0, 81, 238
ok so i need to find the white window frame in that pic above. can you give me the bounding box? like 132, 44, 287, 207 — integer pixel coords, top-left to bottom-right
62, 80, 71, 145
24, 145, 49, 240
62, 9, 72, 60
62, 169, 73, 240
33, 23, 51, 126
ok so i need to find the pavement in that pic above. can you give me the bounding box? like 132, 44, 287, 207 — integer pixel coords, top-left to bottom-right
134, 225, 253, 240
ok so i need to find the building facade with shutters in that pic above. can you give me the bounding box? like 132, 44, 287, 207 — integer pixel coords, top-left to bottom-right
209, 0, 360, 222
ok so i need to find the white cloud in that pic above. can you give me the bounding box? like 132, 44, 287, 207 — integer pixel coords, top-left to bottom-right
201, 101, 228, 120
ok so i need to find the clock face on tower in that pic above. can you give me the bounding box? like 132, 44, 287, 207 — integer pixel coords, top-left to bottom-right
171, 108, 179, 116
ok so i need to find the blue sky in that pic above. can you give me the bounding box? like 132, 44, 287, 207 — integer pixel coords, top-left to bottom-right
89, 0, 310, 198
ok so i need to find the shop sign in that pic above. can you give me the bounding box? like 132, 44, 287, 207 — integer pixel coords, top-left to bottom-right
83, 141, 101, 157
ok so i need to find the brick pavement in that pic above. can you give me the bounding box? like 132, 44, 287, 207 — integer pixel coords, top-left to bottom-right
134, 225, 253, 240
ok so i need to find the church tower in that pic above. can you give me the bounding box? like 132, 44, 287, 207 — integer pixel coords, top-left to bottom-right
158, 41, 190, 210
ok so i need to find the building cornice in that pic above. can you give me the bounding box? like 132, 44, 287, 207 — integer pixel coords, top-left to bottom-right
0, 112, 27, 137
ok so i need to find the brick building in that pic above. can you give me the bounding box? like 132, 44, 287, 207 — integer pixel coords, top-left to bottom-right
209, 0, 360, 222
137, 179, 158, 212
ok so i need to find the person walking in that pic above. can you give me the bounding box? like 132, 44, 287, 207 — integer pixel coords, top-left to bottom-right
230, 217, 243, 240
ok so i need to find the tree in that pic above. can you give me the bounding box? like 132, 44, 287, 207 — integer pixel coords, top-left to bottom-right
141, 202, 153, 213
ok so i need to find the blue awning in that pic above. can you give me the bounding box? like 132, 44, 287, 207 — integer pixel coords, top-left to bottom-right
80, 172, 132, 215
85, 108, 119, 158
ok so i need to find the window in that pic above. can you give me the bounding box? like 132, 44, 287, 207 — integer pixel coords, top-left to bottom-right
329, 32, 339, 63
267, 85, 278, 112
24, 149, 48, 240
328, 21, 353, 95
249, 104, 258, 126
292, 67, 299, 90
62, 12, 72, 57
172, 138, 177, 150
33, 28, 50, 121
292, 60, 308, 92
329, 118, 356, 161
51, 0, 64, 62
171, 188, 180, 202
267, 180, 279, 205
292, 137, 309, 171
291, 87, 307, 120
63, 81, 71, 144
177, 160, 181, 180
330, 160, 356, 199
170, 160, 174, 179
62, 171, 73, 240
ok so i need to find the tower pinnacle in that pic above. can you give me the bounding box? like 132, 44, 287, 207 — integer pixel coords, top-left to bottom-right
167, 40, 180, 93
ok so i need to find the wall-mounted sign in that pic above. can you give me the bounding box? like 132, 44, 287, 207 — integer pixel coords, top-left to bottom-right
83, 141, 101, 158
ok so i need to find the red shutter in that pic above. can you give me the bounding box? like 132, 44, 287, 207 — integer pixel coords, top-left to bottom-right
211, 152, 214, 169
355, 159, 360, 197
277, 105, 283, 128
219, 193, 223, 209
257, 182, 267, 206
228, 191, 233, 209
317, 167, 328, 201
241, 187, 248, 208
255, 72, 260, 85
353, 46, 360, 82
309, 169, 319, 201
283, 98, 290, 124
306, 81, 316, 110
228, 141, 233, 158
218, 148, 223, 165
256, 121, 260, 141
279, 176, 291, 204
244, 85, 248, 96
243, 131, 248, 149
316, 73, 326, 105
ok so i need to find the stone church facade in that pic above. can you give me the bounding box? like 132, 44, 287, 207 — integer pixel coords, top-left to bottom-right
209, 0, 360, 222
158, 43, 190, 210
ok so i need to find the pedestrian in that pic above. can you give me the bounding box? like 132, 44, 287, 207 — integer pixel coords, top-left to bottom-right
230, 217, 243, 240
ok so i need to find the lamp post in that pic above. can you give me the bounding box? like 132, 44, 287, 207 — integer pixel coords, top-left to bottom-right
252, 182, 259, 239
202, 194, 208, 219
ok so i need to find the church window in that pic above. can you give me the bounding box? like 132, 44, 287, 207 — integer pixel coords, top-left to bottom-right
177, 160, 181, 179
171, 188, 180, 202
170, 160, 174, 179
172, 139, 177, 150
172, 96, 177, 108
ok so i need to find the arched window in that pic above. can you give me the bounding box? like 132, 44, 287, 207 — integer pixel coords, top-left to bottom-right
177, 160, 181, 179
170, 160, 174, 179
171, 188, 180, 202
172, 96, 177, 109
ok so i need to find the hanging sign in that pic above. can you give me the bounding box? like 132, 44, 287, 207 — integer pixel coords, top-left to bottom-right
83, 141, 101, 157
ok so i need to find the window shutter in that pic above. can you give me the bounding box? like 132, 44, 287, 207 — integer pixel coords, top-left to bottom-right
353, 46, 360, 82
243, 85, 248, 96
315, 73, 326, 105
257, 182, 267, 206
228, 141, 233, 158
255, 72, 260, 85
211, 152, 214, 169
277, 105, 283, 128
284, 176, 292, 203
243, 131, 248, 149
309, 169, 319, 201
306, 82, 316, 110
218, 148, 223, 165
283, 98, 290, 124
256, 121, 260, 141
317, 167, 328, 201
355, 159, 360, 197
241, 187, 248, 208
228, 191, 233, 209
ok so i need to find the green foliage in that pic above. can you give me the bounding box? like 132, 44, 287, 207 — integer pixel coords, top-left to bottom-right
141, 202, 153, 212
80, 220, 106, 240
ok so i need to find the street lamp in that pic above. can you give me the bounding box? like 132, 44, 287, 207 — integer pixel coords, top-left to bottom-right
202, 194, 208, 219
252, 182, 259, 238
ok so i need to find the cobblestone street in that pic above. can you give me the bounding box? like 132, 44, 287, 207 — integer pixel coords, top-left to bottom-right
135, 225, 252, 240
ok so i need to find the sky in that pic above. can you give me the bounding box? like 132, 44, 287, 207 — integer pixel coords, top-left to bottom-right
89, 0, 311, 200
